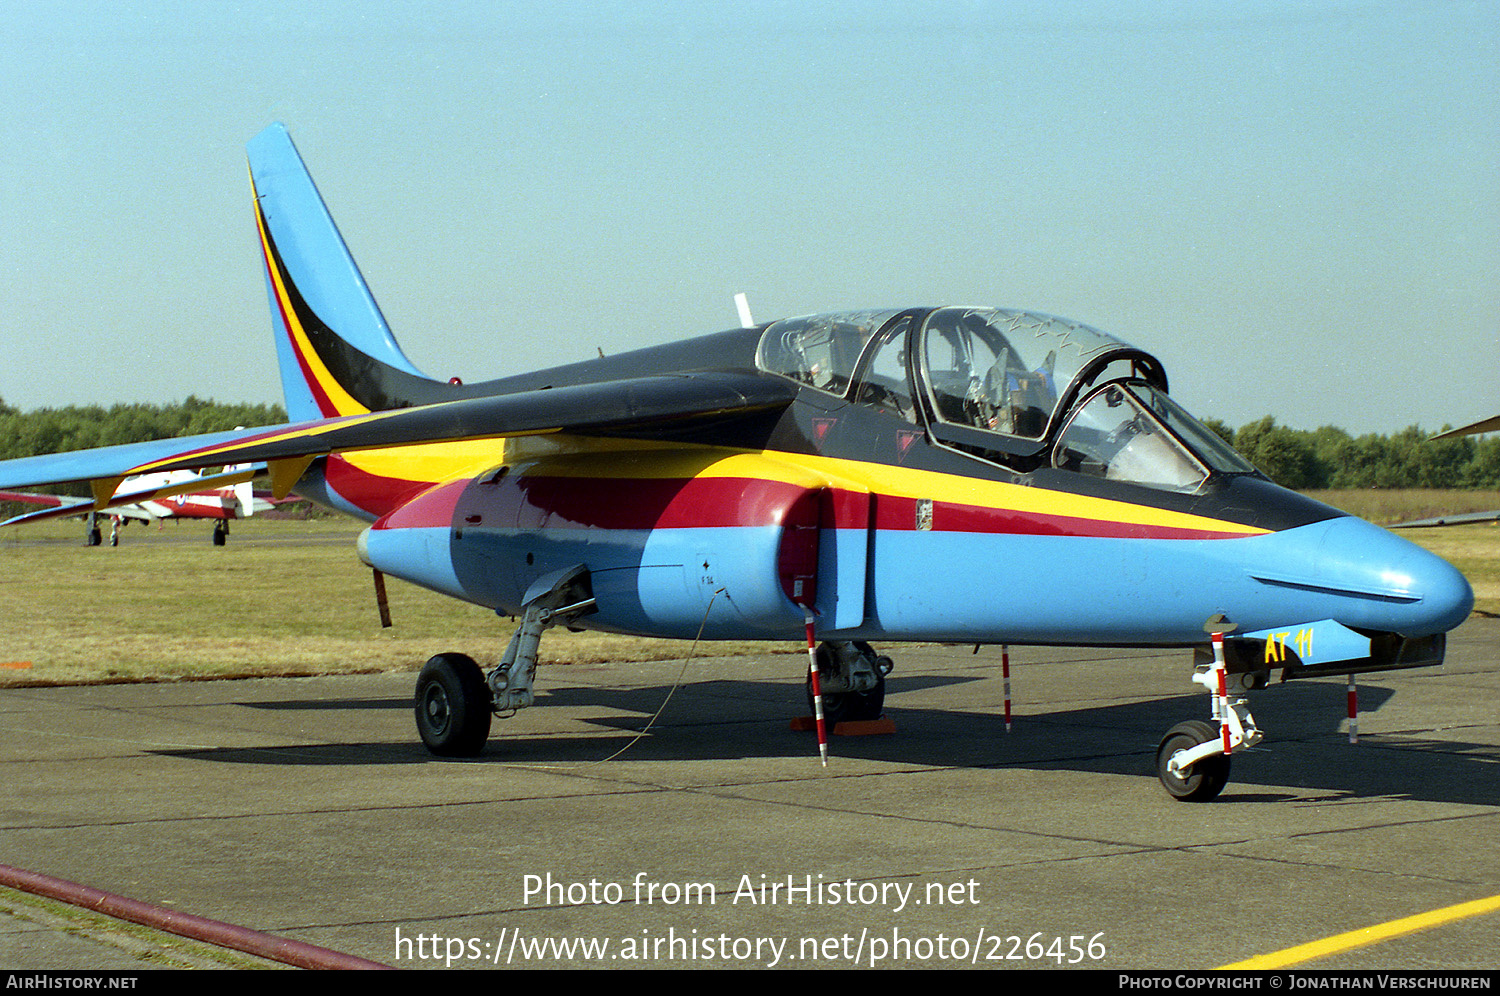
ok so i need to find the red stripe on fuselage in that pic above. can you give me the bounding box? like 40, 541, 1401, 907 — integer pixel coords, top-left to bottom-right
372, 477, 468, 529
512, 475, 812, 530
324, 456, 431, 520
371, 475, 816, 532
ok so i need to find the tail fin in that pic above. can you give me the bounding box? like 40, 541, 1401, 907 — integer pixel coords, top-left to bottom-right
248, 123, 441, 421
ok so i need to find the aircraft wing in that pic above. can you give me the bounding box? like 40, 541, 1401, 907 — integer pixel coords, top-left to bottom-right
0, 467, 261, 526
1431, 415, 1500, 440
0, 490, 70, 508
104, 506, 161, 523
0, 502, 162, 528
0, 371, 795, 503
1390, 509, 1500, 529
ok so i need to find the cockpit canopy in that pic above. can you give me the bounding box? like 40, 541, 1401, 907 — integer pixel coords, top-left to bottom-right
756, 306, 1256, 492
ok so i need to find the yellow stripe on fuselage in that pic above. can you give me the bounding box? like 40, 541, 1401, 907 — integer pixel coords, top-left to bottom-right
496, 435, 1268, 538
339, 438, 508, 485
123, 425, 1261, 539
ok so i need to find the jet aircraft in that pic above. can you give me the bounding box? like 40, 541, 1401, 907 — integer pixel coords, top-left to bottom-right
0, 124, 1475, 800
1, 465, 275, 545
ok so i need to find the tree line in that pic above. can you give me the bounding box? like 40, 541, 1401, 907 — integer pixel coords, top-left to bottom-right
0, 396, 286, 461
0, 397, 286, 505
1202, 416, 1499, 490
0, 396, 1495, 492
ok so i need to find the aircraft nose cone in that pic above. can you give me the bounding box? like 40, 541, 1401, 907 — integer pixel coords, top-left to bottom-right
1311, 516, 1474, 636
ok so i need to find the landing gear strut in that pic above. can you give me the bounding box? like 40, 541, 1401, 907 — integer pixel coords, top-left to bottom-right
413, 565, 596, 757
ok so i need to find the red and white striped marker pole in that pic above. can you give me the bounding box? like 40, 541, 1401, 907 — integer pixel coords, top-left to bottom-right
1347, 675, 1358, 744
805, 612, 828, 766
1002, 644, 1012, 732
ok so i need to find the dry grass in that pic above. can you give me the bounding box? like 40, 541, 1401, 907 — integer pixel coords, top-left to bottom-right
0, 518, 790, 687
2, 490, 1495, 686
1305, 489, 1500, 526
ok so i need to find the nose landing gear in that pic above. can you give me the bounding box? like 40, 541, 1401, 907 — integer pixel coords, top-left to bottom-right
1156, 629, 1263, 802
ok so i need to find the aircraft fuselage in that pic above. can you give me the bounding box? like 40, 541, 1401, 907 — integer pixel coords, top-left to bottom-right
350, 311, 1472, 664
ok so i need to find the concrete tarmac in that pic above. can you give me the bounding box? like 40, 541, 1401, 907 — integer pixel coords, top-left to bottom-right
0, 620, 1496, 970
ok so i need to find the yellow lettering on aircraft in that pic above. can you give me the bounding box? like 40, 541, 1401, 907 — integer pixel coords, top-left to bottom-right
1263, 628, 1313, 664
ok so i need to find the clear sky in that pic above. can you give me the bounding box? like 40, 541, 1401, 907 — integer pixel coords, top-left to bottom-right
2, 1, 1495, 435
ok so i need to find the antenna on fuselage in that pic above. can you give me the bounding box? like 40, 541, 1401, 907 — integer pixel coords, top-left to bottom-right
734, 292, 754, 328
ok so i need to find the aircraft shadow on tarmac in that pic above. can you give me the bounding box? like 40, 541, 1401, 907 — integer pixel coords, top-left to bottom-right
149, 674, 1500, 806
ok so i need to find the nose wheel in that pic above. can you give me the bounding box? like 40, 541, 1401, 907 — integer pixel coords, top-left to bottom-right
1156, 720, 1232, 801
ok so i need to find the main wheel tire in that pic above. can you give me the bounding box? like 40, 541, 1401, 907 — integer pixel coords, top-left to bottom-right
1156, 719, 1231, 802
805, 643, 887, 726
415, 653, 492, 757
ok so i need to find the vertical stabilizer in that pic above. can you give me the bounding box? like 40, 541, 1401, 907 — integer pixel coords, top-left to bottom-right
248, 123, 435, 420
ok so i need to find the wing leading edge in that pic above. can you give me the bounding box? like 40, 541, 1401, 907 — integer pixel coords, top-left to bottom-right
0, 371, 796, 505
1431, 416, 1500, 440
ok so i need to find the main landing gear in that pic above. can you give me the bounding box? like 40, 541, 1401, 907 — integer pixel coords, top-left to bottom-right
84, 516, 121, 546
409, 565, 898, 757
805, 640, 892, 725
1155, 631, 1264, 802
413, 566, 596, 757
414, 652, 492, 756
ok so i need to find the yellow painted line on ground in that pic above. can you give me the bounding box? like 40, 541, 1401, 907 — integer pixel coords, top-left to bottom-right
1219, 893, 1500, 969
